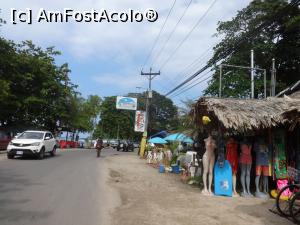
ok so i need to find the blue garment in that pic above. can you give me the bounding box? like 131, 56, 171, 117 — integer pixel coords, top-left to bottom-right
254, 143, 269, 166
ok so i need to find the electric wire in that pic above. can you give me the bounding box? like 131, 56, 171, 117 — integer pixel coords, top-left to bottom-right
172, 45, 213, 83
169, 62, 208, 96
171, 82, 208, 101
160, 45, 212, 91
158, 0, 218, 71
150, 0, 193, 68
170, 75, 212, 99
165, 0, 300, 97
141, 0, 177, 71
170, 72, 212, 98
169, 69, 211, 98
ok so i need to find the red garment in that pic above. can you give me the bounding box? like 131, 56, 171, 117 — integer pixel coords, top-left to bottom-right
239, 143, 252, 165
226, 141, 238, 174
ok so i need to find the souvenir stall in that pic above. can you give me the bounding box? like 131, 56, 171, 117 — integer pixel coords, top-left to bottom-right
163, 133, 198, 179
190, 96, 300, 198
147, 133, 198, 178
146, 137, 174, 173
270, 94, 300, 200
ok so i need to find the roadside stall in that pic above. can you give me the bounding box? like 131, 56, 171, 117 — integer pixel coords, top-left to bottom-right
190, 95, 300, 198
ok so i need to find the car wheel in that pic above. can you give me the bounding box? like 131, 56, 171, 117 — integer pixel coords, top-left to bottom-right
50, 146, 56, 157
38, 148, 45, 160
7, 154, 14, 159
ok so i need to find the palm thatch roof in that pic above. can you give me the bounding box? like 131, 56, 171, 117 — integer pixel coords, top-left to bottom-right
290, 90, 300, 99
190, 96, 300, 133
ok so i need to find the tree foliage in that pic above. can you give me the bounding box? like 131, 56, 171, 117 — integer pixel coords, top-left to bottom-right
0, 37, 101, 133
147, 91, 179, 134
205, 0, 300, 97
93, 91, 179, 139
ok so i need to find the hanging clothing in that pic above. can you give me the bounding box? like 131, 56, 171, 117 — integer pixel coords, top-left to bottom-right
255, 143, 269, 166
240, 143, 252, 165
226, 139, 238, 174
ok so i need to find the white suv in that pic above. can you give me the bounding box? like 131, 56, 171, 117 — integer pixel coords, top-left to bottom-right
7, 130, 57, 159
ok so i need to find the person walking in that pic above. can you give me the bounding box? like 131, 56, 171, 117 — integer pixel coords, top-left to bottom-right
96, 137, 103, 157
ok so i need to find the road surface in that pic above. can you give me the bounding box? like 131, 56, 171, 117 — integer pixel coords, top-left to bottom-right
0, 148, 123, 225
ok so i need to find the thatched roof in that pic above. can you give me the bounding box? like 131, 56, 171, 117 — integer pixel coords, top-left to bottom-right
191, 96, 300, 132
290, 90, 300, 99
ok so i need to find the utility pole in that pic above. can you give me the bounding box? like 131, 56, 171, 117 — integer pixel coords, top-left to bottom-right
219, 63, 266, 99
140, 68, 160, 136
117, 123, 120, 140
251, 49, 254, 99
219, 65, 222, 98
271, 58, 276, 97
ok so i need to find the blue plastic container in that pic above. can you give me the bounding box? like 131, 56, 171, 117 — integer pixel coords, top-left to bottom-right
159, 164, 165, 173
171, 165, 180, 174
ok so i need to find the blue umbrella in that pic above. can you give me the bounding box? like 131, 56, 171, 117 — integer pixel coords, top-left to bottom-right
182, 137, 194, 144
164, 133, 187, 141
148, 137, 167, 144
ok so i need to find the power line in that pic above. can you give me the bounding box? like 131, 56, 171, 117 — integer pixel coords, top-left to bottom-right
158, 0, 218, 71
158, 45, 212, 91
166, 63, 211, 96
172, 45, 213, 82
141, 0, 177, 71
165, 0, 300, 96
172, 82, 208, 101
150, 0, 193, 68
169, 70, 212, 98
169, 65, 209, 96
170, 74, 212, 99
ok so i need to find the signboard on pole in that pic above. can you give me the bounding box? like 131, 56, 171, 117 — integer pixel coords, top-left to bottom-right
134, 111, 146, 132
116, 96, 137, 110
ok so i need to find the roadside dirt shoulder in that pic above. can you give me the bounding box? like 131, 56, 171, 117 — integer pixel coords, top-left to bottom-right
106, 154, 292, 225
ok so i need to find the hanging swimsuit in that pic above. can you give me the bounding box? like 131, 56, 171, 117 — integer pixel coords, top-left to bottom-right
226, 142, 238, 173
240, 143, 252, 165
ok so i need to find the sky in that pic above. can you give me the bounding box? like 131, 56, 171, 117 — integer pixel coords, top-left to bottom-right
0, 0, 252, 107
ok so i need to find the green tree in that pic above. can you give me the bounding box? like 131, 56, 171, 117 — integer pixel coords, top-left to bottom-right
205, 0, 300, 97
147, 91, 179, 134
0, 39, 78, 131
93, 91, 179, 139
93, 96, 137, 139
176, 99, 195, 132
70, 95, 102, 132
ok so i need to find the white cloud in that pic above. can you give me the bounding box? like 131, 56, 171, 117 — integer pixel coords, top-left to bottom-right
92, 72, 145, 91
0, 0, 252, 102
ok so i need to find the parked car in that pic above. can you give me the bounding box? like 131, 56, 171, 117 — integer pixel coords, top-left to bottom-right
133, 142, 140, 149
0, 130, 11, 151
78, 139, 88, 148
110, 139, 118, 148
7, 130, 57, 159
102, 139, 109, 147
127, 140, 134, 152
118, 140, 134, 152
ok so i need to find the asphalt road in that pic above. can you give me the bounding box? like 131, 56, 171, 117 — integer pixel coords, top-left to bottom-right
0, 147, 127, 225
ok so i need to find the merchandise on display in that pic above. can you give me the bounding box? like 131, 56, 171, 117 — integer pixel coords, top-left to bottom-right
202, 135, 216, 195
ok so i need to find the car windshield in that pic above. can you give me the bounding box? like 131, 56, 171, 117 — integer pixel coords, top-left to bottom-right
17, 132, 44, 140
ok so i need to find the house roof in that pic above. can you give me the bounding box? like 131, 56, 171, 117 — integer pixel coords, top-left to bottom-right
190, 96, 300, 132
